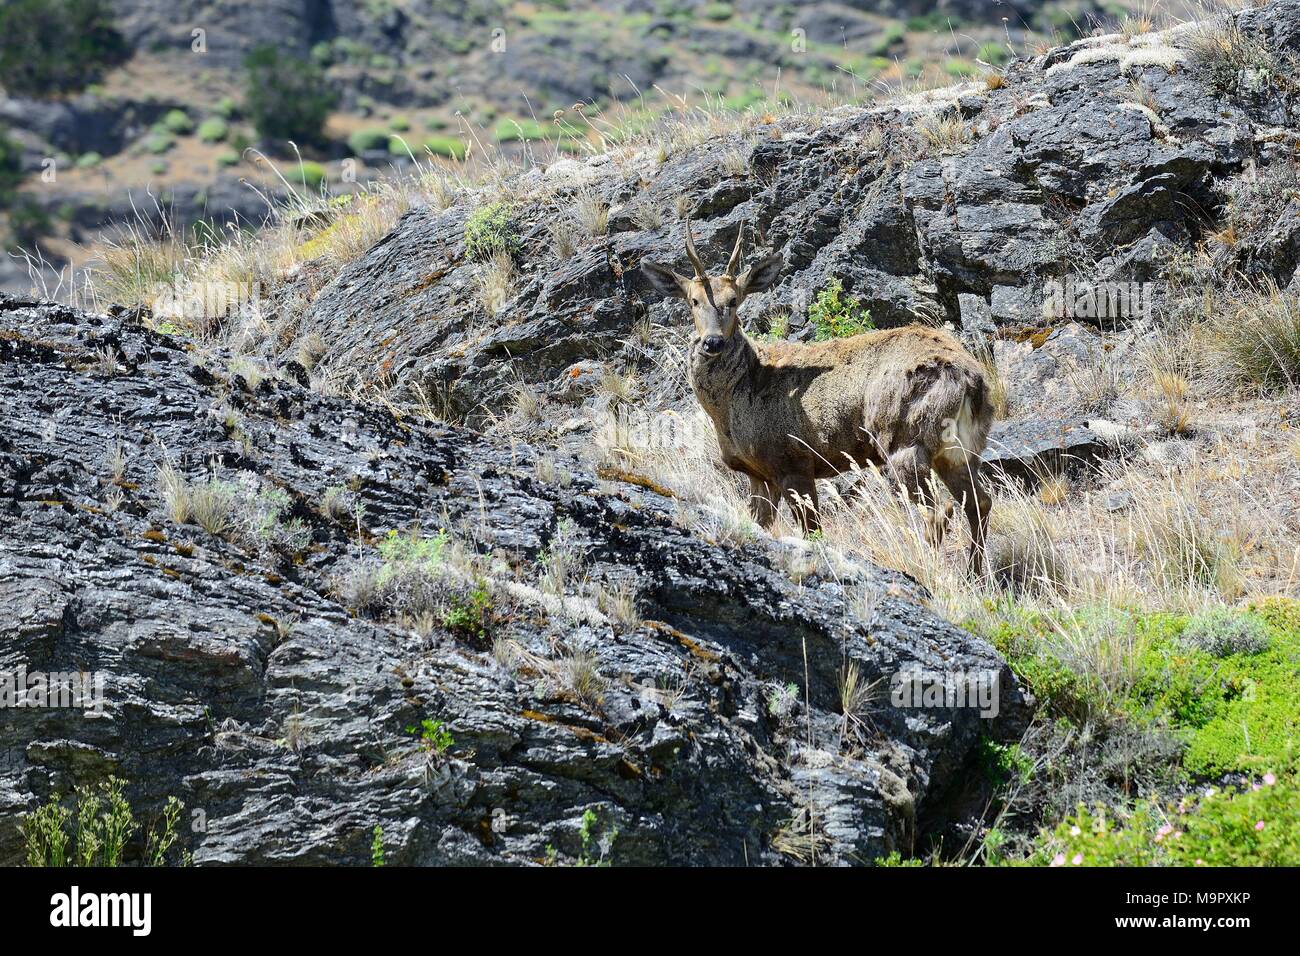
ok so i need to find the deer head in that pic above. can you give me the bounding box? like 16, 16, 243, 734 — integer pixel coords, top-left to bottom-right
641, 221, 783, 357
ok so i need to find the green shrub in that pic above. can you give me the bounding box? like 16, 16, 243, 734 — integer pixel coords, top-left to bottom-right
197, 118, 228, 143
0, 0, 127, 97
388, 115, 410, 132
906, 13, 950, 32
407, 717, 454, 755
1021, 769, 1300, 866
242, 44, 338, 146
978, 42, 1010, 65
1127, 610, 1299, 777
441, 581, 493, 641
1180, 606, 1270, 657
215, 96, 238, 119
143, 132, 174, 155
870, 23, 906, 56
348, 128, 390, 155
701, 3, 733, 21
492, 118, 550, 143
216, 149, 240, 167
295, 161, 326, 191
160, 109, 193, 135
390, 135, 466, 160
809, 277, 873, 340
75, 151, 102, 168
20, 776, 186, 867
424, 116, 448, 131
463, 201, 518, 259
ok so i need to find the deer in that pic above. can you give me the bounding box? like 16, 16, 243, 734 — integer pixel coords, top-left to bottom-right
641, 220, 994, 572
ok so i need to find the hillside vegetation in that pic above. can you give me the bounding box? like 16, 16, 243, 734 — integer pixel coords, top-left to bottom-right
2, 0, 1299, 866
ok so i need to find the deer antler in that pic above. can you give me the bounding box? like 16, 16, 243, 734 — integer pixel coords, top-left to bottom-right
684, 217, 718, 307
725, 223, 744, 278
684, 218, 708, 279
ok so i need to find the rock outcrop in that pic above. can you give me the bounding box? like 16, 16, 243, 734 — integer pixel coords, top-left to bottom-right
291, 0, 1300, 428
0, 295, 1025, 865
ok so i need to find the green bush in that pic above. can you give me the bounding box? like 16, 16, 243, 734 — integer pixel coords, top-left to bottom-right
295, 161, 326, 191
809, 277, 873, 340
20, 776, 186, 867
143, 132, 174, 155
75, 151, 102, 168
978, 42, 1010, 65
215, 96, 238, 119
389, 115, 410, 132
197, 118, 228, 143
870, 23, 906, 56
701, 3, 733, 21
216, 149, 240, 167
1180, 606, 1270, 657
420, 136, 466, 160
348, 128, 390, 155
0, 0, 127, 97
160, 109, 193, 135
492, 118, 550, 143
463, 201, 518, 259
1021, 769, 1300, 866
1126, 609, 1299, 777
242, 44, 338, 146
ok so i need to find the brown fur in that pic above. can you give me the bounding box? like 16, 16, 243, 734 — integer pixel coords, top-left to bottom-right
643, 236, 993, 570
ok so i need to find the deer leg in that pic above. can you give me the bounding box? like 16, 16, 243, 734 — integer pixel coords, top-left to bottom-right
747, 475, 779, 529
936, 459, 992, 575
887, 446, 951, 548
781, 473, 820, 535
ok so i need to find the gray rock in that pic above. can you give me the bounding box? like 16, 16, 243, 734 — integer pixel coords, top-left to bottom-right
981, 418, 1114, 485
0, 295, 1027, 866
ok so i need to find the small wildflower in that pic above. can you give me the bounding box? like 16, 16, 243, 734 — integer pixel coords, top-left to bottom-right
1255, 820, 1266, 831
1264, 773, 1277, 786
1155, 824, 1174, 843
1070, 826, 1081, 836
1051, 853, 1065, 867
1071, 853, 1083, 865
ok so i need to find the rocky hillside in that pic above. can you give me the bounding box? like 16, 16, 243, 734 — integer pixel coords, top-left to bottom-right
0, 0, 1136, 293
3, 1, 1300, 866
0, 294, 1027, 864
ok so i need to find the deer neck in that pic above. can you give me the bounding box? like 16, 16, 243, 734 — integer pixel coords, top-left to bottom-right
689, 332, 757, 420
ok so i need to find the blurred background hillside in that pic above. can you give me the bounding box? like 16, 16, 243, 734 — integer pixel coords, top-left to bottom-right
0, 0, 1204, 293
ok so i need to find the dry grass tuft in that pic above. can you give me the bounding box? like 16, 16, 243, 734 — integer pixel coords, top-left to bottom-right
475, 252, 516, 316
571, 187, 609, 237
916, 113, 971, 155
1210, 284, 1300, 392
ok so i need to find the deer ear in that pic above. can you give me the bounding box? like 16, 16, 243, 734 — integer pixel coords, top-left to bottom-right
740, 254, 783, 296
641, 259, 689, 299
